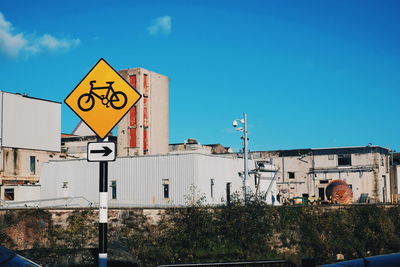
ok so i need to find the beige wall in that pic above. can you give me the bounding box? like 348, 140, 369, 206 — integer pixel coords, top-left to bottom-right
117, 68, 169, 156
0, 148, 59, 185
274, 155, 310, 199
314, 154, 336, 168
1, 184, 40, 201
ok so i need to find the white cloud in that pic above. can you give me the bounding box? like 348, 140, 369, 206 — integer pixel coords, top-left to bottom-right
0, 13, 27, 58
147, 16, 172, 36
38, 34, 80, 50
0, 12, 80, 59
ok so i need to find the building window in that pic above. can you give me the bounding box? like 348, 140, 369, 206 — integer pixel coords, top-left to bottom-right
320, 180, 329, 184
210, 179, 214, 198
226, 182, 231, 205
328, 155, 334, 160
30, 156, 36, 175
338, 154, 352, 166
111, 181, 117, 199
4, 188, 14, 200
318, 188, 325, 201
288, 172, 295, 179
162, 179, 169, 199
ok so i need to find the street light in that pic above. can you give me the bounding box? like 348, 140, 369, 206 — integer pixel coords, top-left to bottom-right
232, 113, 248, 202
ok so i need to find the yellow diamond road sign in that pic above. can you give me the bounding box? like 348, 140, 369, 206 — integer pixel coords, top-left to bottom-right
65, 58, 141, 139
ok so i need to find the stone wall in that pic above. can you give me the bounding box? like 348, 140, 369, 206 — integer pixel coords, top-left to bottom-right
1, 205, 400, 266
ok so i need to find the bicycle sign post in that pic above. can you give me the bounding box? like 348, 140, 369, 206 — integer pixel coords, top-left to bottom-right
65, 58, 141, 267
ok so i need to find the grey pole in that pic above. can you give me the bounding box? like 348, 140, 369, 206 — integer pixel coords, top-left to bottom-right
243, 113, 248, 202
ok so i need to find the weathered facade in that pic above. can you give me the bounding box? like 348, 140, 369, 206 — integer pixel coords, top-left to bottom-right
169, 138, 232, 155
0, 91, 61, 201
117, 68, 168, 157
252, 146, 393, 203
61, 134, 117, 159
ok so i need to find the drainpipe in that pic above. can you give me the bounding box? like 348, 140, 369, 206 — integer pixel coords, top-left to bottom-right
312, 151, 315, 196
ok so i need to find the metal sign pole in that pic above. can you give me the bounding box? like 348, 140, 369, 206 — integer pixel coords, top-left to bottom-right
99, 161, 108, 267
65, 58, 141, 267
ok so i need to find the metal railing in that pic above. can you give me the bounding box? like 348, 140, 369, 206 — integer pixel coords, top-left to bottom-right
0, 196, 93, 208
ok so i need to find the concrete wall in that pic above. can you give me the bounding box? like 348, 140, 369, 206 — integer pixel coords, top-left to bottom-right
169, 143, 232, 155
256, 147, 392, 203
0, 184, 40, 201
169, 143, 213, 154
61, 139, 88, 157
0, 148, 58, 186
269, 154, 311, 201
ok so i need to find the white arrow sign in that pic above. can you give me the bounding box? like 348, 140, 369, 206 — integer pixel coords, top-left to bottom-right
87, 142, 116, 162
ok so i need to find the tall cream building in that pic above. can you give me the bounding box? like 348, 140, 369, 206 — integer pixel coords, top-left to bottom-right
117, 68, 169, 156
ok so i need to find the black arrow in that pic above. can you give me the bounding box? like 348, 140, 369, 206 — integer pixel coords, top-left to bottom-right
90, 146, 112, 157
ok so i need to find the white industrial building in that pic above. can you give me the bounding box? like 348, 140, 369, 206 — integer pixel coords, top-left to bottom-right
40, 153, 278, 207
0, 91, 61, 202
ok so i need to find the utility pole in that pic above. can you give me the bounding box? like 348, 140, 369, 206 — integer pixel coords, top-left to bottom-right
243, 113, 248, 202
233, 113, 249, 202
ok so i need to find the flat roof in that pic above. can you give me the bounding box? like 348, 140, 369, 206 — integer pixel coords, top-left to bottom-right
252, 146, 390, 156
0, 91, 61, 104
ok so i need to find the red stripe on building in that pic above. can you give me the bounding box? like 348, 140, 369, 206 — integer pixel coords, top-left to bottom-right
143, 74, 149, 154
129, 75, 137, 148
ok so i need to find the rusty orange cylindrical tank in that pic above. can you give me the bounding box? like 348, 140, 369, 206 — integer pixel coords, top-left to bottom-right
326, 179, 353, 204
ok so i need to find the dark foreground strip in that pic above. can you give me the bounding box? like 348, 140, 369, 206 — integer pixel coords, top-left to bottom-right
158, 259, 295, 266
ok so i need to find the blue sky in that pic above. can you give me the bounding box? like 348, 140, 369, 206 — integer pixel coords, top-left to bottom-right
0, 0, 399, 152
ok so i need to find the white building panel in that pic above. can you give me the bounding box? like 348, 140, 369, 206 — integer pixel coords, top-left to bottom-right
1, 92, 60, 152
196, 154, 249, 204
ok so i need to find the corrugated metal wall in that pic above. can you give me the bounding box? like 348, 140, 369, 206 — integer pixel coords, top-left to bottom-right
42, 154, 201, 207
40, 153, 267, 207
108, 153, 196, 206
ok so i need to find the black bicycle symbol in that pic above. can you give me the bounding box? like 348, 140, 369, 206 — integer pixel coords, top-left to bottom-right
77, 80, 128, 112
